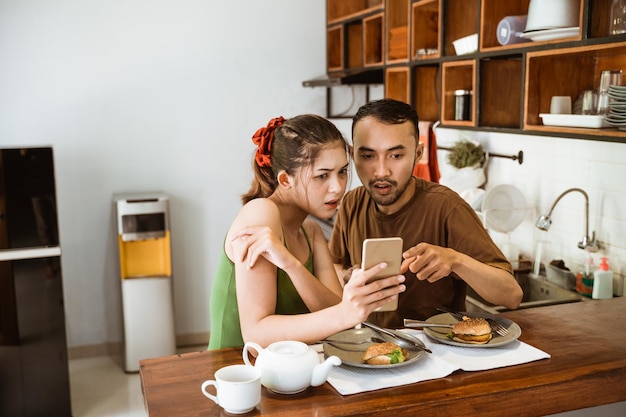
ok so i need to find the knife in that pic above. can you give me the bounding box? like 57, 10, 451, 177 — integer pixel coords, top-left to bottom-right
361, 321, 432, 354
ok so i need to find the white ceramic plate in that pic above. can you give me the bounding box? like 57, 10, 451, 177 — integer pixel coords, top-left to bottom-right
606, 113, 626, 121
481, 184, 527, 233
519, 26, 579, 42
605, 118, 626, 126
322, 328, 426, 369
609, 93, 626, 99
539, 114, 610, 128
422, 312, 521, 348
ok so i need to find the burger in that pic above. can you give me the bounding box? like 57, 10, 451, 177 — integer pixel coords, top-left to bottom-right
450, 317, 493, 344
361, 342, 409, 365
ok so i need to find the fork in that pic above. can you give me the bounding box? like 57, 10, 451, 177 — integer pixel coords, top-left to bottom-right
436, 307, 510, 336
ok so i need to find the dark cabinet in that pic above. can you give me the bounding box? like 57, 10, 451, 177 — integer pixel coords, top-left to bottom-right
0, 148, 72, 416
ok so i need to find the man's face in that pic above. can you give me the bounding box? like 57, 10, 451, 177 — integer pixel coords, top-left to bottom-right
352, 116, 422, 214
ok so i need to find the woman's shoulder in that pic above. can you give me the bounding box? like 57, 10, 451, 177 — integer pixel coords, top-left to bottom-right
238, 197, 283, 220
229, 198, 281, 232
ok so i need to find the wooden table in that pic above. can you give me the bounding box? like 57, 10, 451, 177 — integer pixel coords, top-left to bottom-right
140, 298, 626, 417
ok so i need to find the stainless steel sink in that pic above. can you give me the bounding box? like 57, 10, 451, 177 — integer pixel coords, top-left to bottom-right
466, 272, 587, 314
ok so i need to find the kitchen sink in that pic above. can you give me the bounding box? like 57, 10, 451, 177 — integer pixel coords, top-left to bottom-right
466, 272, 587, 314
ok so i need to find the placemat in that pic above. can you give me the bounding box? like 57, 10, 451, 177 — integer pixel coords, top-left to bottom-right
317, 329, 550, 395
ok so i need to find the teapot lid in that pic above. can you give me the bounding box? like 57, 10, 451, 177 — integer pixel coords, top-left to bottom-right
267, 341, 308, 356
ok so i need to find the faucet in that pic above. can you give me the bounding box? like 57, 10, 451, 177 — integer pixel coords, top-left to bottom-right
535, 188, 599, 252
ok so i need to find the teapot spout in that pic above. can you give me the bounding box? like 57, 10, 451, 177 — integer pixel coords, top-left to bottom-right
310, 355, 341, 387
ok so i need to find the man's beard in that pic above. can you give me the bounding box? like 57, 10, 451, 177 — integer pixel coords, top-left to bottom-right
368, 177, 410, 206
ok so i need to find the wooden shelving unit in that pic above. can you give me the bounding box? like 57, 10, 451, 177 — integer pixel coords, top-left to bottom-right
322, 0, 626, 143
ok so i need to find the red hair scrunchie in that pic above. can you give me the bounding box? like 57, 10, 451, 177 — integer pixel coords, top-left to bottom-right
252, 116, 285, 168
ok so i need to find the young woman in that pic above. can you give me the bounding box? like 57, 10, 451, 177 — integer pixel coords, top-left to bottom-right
208, 114, 405, 349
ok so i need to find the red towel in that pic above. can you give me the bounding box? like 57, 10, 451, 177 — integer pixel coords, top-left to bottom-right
413, 121, 440, 183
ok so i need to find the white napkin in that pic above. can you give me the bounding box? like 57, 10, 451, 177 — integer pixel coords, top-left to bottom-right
321, 329, 550, 396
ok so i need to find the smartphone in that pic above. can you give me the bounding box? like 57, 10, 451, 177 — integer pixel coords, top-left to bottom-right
361, 237, 403, 312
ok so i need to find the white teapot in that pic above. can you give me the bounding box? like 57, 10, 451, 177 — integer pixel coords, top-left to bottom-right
242, 340, 341, 394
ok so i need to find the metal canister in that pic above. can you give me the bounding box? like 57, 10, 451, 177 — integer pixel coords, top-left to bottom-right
454, 89, 472, 121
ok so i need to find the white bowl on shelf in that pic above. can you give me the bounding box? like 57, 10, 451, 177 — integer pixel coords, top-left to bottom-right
525, 0, 580, 32
452, 33, 478, 55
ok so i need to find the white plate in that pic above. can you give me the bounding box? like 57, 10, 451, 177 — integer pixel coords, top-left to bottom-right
519, 26, 579, 42
608, 93, 626, 101
322, 328, 426, 369
422, 312, 521, 348
481, 184, 527, 233
539, 114, 610, 128
605, 118, 626, 126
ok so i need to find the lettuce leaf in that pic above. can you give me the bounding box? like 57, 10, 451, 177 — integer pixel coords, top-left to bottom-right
387, 348, 405, 364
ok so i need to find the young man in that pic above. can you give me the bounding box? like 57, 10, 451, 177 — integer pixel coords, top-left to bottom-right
328, 99, 522, 328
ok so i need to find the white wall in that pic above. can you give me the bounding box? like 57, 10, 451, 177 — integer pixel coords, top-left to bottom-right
0, 0, 327, 348
1, 1, 624, 353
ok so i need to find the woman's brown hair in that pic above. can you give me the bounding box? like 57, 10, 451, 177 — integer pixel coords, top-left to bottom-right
242, 114, 347, 205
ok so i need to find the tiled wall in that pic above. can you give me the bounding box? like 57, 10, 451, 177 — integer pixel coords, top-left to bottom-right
435, 127, 625, 286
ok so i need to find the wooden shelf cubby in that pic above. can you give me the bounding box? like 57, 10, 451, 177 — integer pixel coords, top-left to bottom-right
480, 0, 531, 52
385, 66, 411, 104
441, 60, 476, 126
411, 0, 440, 60
364, 13, 384, 66
385, 0, 411, 63
327, 0, 383, 24
346, 21, 364, 69
480, 56, 523, 128
413, 64, 440, 122
326, 25, 343, 72
444, 0, 479, 57
524, 41, 626, 139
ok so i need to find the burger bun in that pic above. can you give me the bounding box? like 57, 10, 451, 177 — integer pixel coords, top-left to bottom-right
451, 317, 493, 344
362, 342, 409, 365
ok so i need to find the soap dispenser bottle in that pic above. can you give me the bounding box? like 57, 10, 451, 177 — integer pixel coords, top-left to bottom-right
592, 257, 613, 299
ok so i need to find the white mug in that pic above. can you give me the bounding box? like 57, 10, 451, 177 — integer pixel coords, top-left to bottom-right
201, 364, 261, 414
550, 96, 572, 114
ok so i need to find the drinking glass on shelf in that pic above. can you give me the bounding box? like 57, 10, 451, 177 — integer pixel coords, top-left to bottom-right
581, 90, 598, 115
611, 0, 626, 35
597, 69, 622, 115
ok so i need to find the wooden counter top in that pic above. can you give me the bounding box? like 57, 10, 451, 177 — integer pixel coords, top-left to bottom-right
140, 298, 626, 417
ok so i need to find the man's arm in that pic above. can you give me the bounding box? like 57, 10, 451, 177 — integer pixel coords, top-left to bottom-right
401, 243, 523, 310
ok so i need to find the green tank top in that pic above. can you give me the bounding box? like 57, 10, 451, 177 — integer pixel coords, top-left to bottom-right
208, 228, 313, 349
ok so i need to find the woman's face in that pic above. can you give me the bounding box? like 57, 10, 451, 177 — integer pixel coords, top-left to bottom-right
297, 144, 349, 219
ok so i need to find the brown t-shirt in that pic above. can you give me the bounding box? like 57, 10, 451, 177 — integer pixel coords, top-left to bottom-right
328, 178, 512, 328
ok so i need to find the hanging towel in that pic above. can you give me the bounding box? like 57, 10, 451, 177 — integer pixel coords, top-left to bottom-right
413, 121, 441, 183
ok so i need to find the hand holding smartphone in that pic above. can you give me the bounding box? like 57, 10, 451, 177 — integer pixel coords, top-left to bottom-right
361, 237, 403, 312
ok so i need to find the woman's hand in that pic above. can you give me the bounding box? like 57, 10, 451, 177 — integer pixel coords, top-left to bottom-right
230, 226, 297, 271
340, 263, 406, 321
